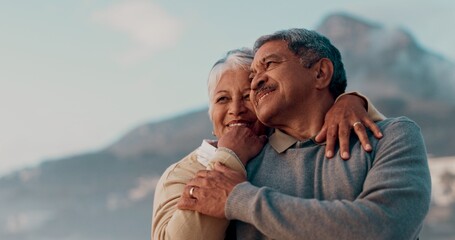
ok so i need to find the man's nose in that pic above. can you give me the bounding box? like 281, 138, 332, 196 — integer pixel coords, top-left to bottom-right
251, 73, 266, 91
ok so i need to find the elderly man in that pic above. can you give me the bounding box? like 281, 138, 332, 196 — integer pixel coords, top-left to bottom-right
178, 28, 431, 240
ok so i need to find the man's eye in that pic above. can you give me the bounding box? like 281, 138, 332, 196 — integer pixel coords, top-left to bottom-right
265, 61, 274, 68
243, 94, 250, 100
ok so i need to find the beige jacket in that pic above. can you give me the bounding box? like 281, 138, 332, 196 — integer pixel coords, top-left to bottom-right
152, 147, 245, 240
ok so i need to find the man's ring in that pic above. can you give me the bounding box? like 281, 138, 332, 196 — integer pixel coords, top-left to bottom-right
189, 187, 196, 198
353, 121, 362, 128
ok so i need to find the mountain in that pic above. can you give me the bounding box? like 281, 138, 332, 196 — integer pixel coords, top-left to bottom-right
1, 12, 455, 240
317, 13, 455, 103
316, 13, 455, 157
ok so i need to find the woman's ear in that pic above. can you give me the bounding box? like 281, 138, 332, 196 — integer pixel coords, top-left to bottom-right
313, 58, 333, 89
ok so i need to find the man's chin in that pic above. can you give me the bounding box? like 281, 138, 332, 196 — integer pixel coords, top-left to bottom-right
256, 111, 275, 128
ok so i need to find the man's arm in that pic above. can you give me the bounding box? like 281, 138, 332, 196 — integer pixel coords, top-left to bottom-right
179, 118, 431, 239
227, 118, 431, 239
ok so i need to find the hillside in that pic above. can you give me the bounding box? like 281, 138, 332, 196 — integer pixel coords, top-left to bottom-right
0, 109, 213, 240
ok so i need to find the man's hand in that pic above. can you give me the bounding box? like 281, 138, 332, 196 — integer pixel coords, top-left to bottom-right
177, 162, 246, 218
218, 127, 267, 165
315, 94, 383, 160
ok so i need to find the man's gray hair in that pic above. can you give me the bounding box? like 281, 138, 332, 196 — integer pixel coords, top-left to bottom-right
207, 48, 254, 120
253, 28, 347, 99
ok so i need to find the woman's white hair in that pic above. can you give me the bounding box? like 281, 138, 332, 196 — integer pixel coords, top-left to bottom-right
207, 48, 254, 120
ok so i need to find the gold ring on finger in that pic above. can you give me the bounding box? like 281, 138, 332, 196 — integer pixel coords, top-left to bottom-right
189, 187, 196, 199
353, 121, 362, 128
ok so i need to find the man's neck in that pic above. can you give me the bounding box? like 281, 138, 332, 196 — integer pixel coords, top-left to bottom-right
275, 95, 334, 141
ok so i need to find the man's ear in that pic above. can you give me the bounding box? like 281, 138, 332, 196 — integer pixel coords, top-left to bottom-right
313, 58, 333, 89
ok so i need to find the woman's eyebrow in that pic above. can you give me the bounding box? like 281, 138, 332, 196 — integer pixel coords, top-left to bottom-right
215, 90, 229, 94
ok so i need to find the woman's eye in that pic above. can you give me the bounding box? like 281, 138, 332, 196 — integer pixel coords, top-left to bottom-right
243, 94, 250, 100
216, 96, 228, 103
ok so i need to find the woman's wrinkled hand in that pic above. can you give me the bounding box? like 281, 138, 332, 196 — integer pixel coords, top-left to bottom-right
315, 94, 383, 160
217, 127, 267, 165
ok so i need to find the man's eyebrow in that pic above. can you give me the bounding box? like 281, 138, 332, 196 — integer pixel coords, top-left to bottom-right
250, 53, 281, 71
262, 53, 282, 62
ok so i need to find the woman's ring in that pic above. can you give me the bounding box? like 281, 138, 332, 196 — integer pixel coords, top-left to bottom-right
353, 121, 362, 128
189, 187, 196, 198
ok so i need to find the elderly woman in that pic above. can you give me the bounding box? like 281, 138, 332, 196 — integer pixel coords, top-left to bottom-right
152, 48, 384, 240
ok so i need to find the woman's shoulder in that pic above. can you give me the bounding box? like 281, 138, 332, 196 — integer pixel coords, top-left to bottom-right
160, 149, 206, 184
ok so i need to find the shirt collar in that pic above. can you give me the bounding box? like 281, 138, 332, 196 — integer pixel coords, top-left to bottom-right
196, 139, 217, 167
269, 129, 299, 153
269, 129, 325, 153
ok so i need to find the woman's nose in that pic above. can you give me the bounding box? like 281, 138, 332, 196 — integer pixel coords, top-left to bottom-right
229, 100, 247, 116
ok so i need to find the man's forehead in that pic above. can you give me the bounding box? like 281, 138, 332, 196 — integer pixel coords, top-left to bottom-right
251, 40, 289, 72
254, 40, 288, 60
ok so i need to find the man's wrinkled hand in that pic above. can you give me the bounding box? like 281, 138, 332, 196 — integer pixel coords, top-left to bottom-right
177, 162, 246, 218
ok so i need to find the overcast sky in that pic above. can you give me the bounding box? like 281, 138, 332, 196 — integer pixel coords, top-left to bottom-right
1, 0, 454, 176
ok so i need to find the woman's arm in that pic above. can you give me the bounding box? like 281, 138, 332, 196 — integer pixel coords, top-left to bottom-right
152, 151, 230, 240
315, 91, 385, 159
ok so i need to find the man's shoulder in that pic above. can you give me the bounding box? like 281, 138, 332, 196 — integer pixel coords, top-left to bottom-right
376, 116, 421, 132
373, 116, 425, 152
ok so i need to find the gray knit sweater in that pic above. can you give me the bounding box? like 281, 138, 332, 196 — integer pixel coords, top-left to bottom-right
225, 117, 431, 240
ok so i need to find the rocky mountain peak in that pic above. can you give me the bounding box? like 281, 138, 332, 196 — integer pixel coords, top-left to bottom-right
317, 12, 419, 53
317, 12, 455, 104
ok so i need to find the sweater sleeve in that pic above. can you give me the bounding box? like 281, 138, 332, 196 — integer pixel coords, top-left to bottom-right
225, 118, 431, 240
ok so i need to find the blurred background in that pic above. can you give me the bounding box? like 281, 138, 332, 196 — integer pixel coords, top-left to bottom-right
1, 1, 454, 239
